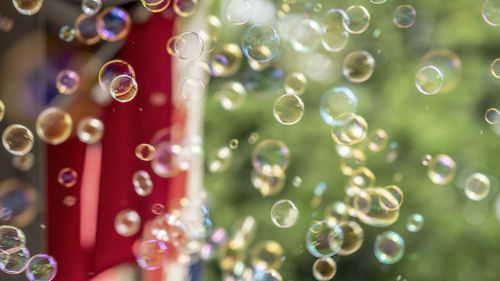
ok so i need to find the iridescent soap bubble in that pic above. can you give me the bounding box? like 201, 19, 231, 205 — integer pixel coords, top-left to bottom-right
251, 169, 286, 196
422, 154, 432, 166
491, 58, 500, 78
319, 87, 358, 126
12, 153, 35, 172
0, 246, 30, 274
175, 32, 204, 61
420, 50, 461, 94
368, 129, 388, 152
208, 146, 232, 173
483, 0, 500, 26
225, 0, 252, 25
151, 213, 187, 247
427, 154, 456, 185
12, 0, 43, 15
312, 257, 336, 281
321, 9, 349, 52
485, 108, 500, 124
2, 125, 34, 156
151, 203, 165, 215
305, 221, 343, 257
0, 225, 26, 251
374, 231, 405, 264
133, 170, 153, 197
36, 107, 73, 145
464, 173, 490, 201
59, 26, 75, 42
406, 213, 424, 232
343, 5, 370, 34
77, 117, 104, 144
209, 43, 243, 77
241, 25, 280, 63
140, 0, 171, 13
338, 221, 363, 256
343, 51, 375, 83
324, 201, 347, 224
415, 65, 443, 95
25, 254, 57, 281
340, 150, 366, 176
252, 140, 290, 176
74, 13, 100, 45
347, 167, 375, 189
354, 188, 399, 227
110, 75, 138, 103
136, 240, 168, 270
99, 60, 135, 91
284, 73, 307, 95
393, 5, 416, 28
55, 70, 80, 95
273, 94, 304, 125
229, 139, 239, 149
114, 209, 141, 237
253, 267, 282, 281
96, 7, 131, 41
173, 0, 198, 17
380, 185, 403, 211
58, 168, 77, 187
330, 113, 368, 146
270, 200, 298, 228
290, 19, 322, 52
151, 142, 181, 178
215, 81, 246, 110
251, 241, 283, 269
135, 143, 155, 161
181, 78, 205, 102
82, 0, 102, 15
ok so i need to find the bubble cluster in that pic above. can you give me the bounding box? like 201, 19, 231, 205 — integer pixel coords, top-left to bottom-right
241, 25, 280, 63
464, 173, 490, 201
2, 124, 34, 156
270, 200, 298, 228
338, 221, 364, 256
36, 107, 73, 145
133, 170, 153, 197
58, 168, 78, 188
415, 65, 444, 95
25, 254, 57, 281
393, 5, 417, 28
273, 94, 304, 125
114, 209, 141, 237
55, 70, 80, 95
135, 143, 156, 161
354, 188, 399, 227
12, 0, 43, 16
374, 231, 405, 264
99, 60, 136, 91
77, 117, 104, 144
427, 154, 456, 185
96, 7, 131, 41
406, 213, 424, 232
330, 112, 368, 146
306, 221, 343, 257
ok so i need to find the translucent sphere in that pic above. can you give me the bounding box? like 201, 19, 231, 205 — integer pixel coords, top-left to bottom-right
0, 246, 30, 274
250, 240, 284, 269
251, 169, 285, 196
343, 5, 370, 34
420, 50, 461, 94
55, 70, 80, 95
151, 203, 165, 215
370, 0, 387, 4
330, 113, 368, 146
59, 26, 75, 42
422, 154, 432, 166
289, 19, 322, 52
77, 117, 104, 144
2, 124, 34, 156
0, 225, 26, 251
485, 108, 500, 124
133, 170, 153, 197
98, 59, 135, 91
173, 0, 198, 17
393, 5, 416, 28
273, 94, 304, 125
305, 221, 343, 257
324, 201, 347, 224
136, 240, 168, 270
253, 267, 282, 281
174, 32, 204, 61
74, 13, 101, 45
415, 65, 443, 95
25, 254, 57, 281
338, 221, 364, 256
381, 185, 403, 211
464, 173, 490, 201
215, 81, 246, 110
312, 257, 336, 281
12, 153, 35, 172
181, 78, 205, 103
140, 0, 171, 13
354, 188, 399, 227
374, 231, 405, 264
36, 107, 73, 145
114, 209, 141, 237
110, 75, 138, 103
427, 154, 456, 185
319, 87, 358, 126
208, 146, 232, 173
367, 129, 388, 152
81, 0, 102, 15
241, 25, 280, 63
151, 142, 181, 178
343, 51, 375, 83
340, 150, 366, 176
225, 0, 252, 25
209, 43, 242, 77
12, 0, 43, 16
270, 200, 298, 228
151, 213, 187, 247
96, 7, 131, 41
284, 73, 307, 96
58, 168, 78, 187
135, 143, 155, 161
491, 58, 500, 78
483, 0, 500, 26
406, 213, 424, 232
321, 9, 349, 52
252, 140, 290, 176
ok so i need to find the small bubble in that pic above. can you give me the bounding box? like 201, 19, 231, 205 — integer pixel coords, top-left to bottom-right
229, 139, 239, 149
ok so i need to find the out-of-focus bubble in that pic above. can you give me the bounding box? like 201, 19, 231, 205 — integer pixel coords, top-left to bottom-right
253, 267, 282, 281
217, 240, 245, 272
324, 201, 347, 223
321, 9, 349, 52
252, 140, 290, 176
427, 154, 456, 185
77, 117, 104, 144
166, 36, 178, 57
251, 169, 285, 196
284, 73, 307, 95
114, 209, 141, 237
110, 75, 138, 103
241, 25, 280, 63
0, 100, 4, 122
36, 107, 72, 145
133, 170, 153, 197
381, 185, 403, 211
292, 176, 302, 188
0, 16, 14, 32
209, 43, 243, 77
12, 0, 43, 15
151, 203, 165, 215
135, 143, 155, 161
343, 5, 370, 34
55, 70, 80, 95
152, 142, 181, 178
422, 154, 432, 166
306, 221, 343, 257
181, 78, 205, 102
0, 225, 26, 251
243, 67, 284, 96
12, 153, 34, 172
208, 146, 232, 173
174, 32, 204, 61
58, 168, 77, 188
347, 167, 375, 189
2, 125, 34, 156
312, 257, 336, 281
149, 92, 167, 107
225, 0, 252, 25
491, 58, 500, 78
74, 14, 100, 45
483, 0, 500, 26
415, 65, 443, 95
273, 94, 304, 125
338, 221, 363, 256
0, 246, 30, 274
63, 195, 77, 207
370, 0, 387, 4
406, 213, 424, 232
485, 108, 500, 124
374, 231, 404, 264
270, 200, 298, 228
420, 49, 461, 94
229, 139, 239, 149
320, 87, 358, 126
96, 7, 131, 41
464, 173, 490, 201
248, 132, 260, 145
367, 129, 388, 152
59, 26, 75, 42
251, 240, 283, 269
151, 213, 187, 247
340, 150, 366, 176
393, 5, 416, 28
99, 60, 135, 91
343, 51, 375, 83
173, 0, 198, 17
141, 0, 171, 13
82, 0, 102, 15
136, 240, 168, 270
290, 19, 322, 52
0, 209, 15, 224
355, 188, 399, 227
177, 136, 203, 171
25, 254, 57, 281
330, 113, 368, 146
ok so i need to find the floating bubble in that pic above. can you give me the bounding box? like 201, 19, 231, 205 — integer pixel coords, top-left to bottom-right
58, 168, 77, 188
483, 0, 500, 26
209, 44, 243, 77
324, 201, 347, 224
415, 65, 443, 95
427, 154, 456, 185
152, 142, 181, 178
420, 49, 461, 94
55, 70, 80, 95
36, 107, 73, 145
380, 185, 403, 211
2, 125, 34, 156
485, 108, 500, 125
248, 132, 260, 144
338, 221, 363, 256
99, 60, 135, 91
284, 73, 307, 96
340, 150, 366, 176
174, 32, 204, 61
136, 240, 168, 270
0, 246, 30, 274
77, 117, 104, 144
251, 241, 284, 269
0, 208, 13, 221
0, 226, 26, 251
270, 200, 298, 228
343, 5, 370, 34
319, 87, 358, 126
0, 16, 14, 32
241, 25, 280, 63
253, 267, 282, 281
215, 81, 246, 111
292, 176, 302, 187
312, 257, 336, 281
110, 75, 138, 103
114, 209, 141, 237
491, 58, 500, 78
63, 196, 77, 207
96, 7, 131, 41
208, 146, 232, 173
141, 0, 171, 13
226, 0, 252, 25
321, 9, 349, 52
251, 169, 286, 196
252, 140, 290, 176
306, 221, 343, 257
151, 213, 187, 247
347, 167, 375, 190
374, 231, 404, 264
135, 143, 155, 161
273, 94, 304, 125
355, 188, 399, 227
133, 170, 153, 197
343, 51, 375, 83
422, 154, 432, 166
330, 113, 368, 146
173, 0, 198, 17
393, 5, 416, 28
59, 26, 75, 42
229, 139, 239, 149
181, 78, 205, 102
82, 0, 102, 15
26, 254, 57, 281
464, 173, 490, 201
290, 19, 322, 52
217, 240, 245, 272
406, 213, 424, 232
151, 203, 165, 215
368, 129, 389, 152
74, 14, 100, 45
12, 0, 43, 15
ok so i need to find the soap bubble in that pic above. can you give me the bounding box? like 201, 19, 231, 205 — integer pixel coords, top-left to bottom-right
491, 58, 500, 78
141, 0, 171, 13
347, 167, 375, 189
422, 154, 432, 166
136, 240, 168, 270
321, 9, 349, 52
55, 70, 80, 95
338, 221, 364, 256
393, 5, 417, 28
324, 201, 348, 224
319, 87, 358, 126
25, 254, 57, 281
133, 170, 153, 197
59, 26, 75, 42
241, 25, 280, 63
312, 257, 336, 281
175, 32, 204, 61
209, 43, 243, 77
483, 0, 500, 26
151, 213, 187, 247
225, 0, 252, 25
229, 139, 239, 149
58, 168, 77, 188
343, 50, 375, 83
77, 117, 104, 144
96, 7, 131, 41
251, 169, 286, 196
415, 65, 443, 95
289, 19, 322, 52
2, 125, 34, 156
340, 150, 366, 176
427, 154, 456, 185
284, 73, 307, 95
464, 173, 490, 201
0, 225, 26, 251
368, 129, 389, 152
253, 267, 282, 281
81, 0, 102, 15
252, 140, 290, 176
420, 49, 461, 94
110, 75, 138, 103
273, 94, 304, 125
135, 143, 156, 161
370, 0, 387, 4
98, 59, 135, 91
354, 188, 399, 227
152, 142, 181, 178
343, 5, 370, 34
380, 185, 403, 211
215, 81, 246, 110
0, 246, 30, 274
271, 200, 298, 228
173, 0, 198, 17
151, 203, 165, 215
305, 220, 343, 257
114, 209, 141, 237
36, 107, 73, 145
12, 153, 35, 172
208, 146, 232, 173
250, 240, 284, 269
12, 0, 43, 15
406, 213, 424, 232
0, 100, 4, 122
330, 112, 368, 146
374, 231, 405, 264
180, 78, 205, 102
74, 14, 100, 45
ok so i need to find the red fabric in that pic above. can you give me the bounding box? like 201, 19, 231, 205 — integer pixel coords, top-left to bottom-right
46, 14, 187, 281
